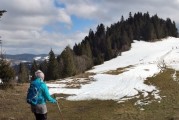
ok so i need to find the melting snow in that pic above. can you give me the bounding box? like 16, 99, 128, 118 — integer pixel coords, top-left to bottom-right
47, 37, 179, 106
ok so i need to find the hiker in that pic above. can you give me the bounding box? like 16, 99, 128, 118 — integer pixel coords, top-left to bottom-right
27, 70, 56, 120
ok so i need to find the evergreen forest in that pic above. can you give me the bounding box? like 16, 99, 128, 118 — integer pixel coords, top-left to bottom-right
24, 12, 178, 81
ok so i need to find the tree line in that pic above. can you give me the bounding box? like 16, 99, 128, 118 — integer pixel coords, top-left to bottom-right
17, 12, 178, 82
1, 12, 178, 84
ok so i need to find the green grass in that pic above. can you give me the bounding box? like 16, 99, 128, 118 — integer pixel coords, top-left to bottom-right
1, 69, 179, 120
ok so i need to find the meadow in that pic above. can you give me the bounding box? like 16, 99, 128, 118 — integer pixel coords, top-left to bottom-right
1, 69, 179, 120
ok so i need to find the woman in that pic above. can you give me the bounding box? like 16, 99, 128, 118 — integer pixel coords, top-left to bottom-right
29, 70, 56, 120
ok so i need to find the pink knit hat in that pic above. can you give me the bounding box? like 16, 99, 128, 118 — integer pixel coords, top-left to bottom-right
35, 70, 45, 80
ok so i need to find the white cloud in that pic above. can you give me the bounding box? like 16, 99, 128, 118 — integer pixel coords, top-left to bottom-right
59, 0, 179, 25
66, 2, 98, 19
1, 29, 86, 54
0, 0, 72, 30
0, 0, 78, 54
0, 0, 179, 55
57, 9, 72, 24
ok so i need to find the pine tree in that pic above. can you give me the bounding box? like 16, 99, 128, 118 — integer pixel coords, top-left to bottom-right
0, 10, 6, 18
120, 30, 131, 51
121, 15, 124, 23
128, 12, 133, 24
73, 43, 81, 55
61, 46, 76, 77
0, 59, 15, 84
18, 62, 29, 83
172, 21, 178, 37
39, 60, 48, 78
46, 49, 59, 80
143, 21, 156, 41
104, 38, 113, 60
56, 55, 64, 78
30, 60, 39, 80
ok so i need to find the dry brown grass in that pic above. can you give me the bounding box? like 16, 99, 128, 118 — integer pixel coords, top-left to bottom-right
104, 65, 134, 75
0, 83, 34, 120
1, 69, 179, 120
73, 72, 96, 78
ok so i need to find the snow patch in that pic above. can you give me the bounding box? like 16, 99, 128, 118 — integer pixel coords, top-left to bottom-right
47, 37, 179, 105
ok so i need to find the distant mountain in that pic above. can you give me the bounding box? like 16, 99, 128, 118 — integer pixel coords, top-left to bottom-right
5, 54, 48, 61
4, 54, 48, 67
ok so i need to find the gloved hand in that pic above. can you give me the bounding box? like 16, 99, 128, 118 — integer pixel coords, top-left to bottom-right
49, 97, 57, 103
52, 99, 57, 103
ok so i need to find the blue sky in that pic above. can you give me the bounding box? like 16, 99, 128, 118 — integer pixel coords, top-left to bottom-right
0, 0, 179, 55
43, 15, 96, 34
54, 0, 66, 8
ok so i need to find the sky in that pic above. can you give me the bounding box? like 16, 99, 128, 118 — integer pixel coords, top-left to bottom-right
0, 0, 179, 55
47, 37, 179, 108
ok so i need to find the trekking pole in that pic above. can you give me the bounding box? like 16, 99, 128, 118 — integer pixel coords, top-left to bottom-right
54, 94, 64, 120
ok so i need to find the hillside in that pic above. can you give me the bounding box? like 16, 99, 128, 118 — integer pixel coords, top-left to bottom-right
1, 37, 179, 120
48, 37, 179, 104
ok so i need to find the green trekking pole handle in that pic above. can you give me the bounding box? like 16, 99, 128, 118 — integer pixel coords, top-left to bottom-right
54, 94, 64, 120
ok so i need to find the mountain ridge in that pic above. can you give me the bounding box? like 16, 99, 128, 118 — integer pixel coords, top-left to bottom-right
5, 53, 48, 61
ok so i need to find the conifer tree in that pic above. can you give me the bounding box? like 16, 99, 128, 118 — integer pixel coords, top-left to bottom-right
46, 49, 59, 80
39, 60, 48, 78
143, 21, 156, 40
73, 43, 81, 55
121, 16, 124, 23
85, 41, 93, 58
104, 38, 113, 60
18, 62, 29, 83
0, 59, 15, 84
61, 46, 76, 77
30, 60, 39, 80
56, 55, 64, 78
0, 10, 6, 18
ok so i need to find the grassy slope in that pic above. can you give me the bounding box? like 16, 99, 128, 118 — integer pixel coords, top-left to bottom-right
1, 69, 179, 120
